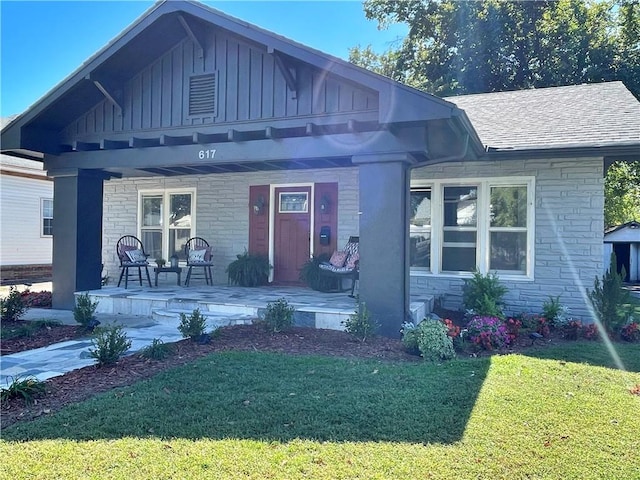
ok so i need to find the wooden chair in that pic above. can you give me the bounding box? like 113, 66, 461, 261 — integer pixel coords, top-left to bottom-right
184, 237, 214, 286
116, 235, 152, 288
318, 236, 359, 296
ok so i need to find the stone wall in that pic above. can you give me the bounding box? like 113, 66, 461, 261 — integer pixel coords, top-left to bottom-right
102, 168, 359, 286
410, 157, 604, 321
102, 157, 604, 321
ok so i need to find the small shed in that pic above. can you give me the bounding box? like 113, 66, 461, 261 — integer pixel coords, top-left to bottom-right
604, 221, 640, 282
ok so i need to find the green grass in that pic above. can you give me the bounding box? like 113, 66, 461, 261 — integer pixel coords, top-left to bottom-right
1, 344, 639, 479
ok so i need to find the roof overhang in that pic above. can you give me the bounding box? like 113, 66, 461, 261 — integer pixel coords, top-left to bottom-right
1, 0, 483, 173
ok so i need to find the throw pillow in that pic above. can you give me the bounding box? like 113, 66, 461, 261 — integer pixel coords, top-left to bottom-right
189, 249, 207, 263
126, 249, 147, 263
346, 251, 359, 269
329, 250, 348, 268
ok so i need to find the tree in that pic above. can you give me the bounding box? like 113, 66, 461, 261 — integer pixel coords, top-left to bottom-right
605, 161, 640, 228
350, 0, 640, 99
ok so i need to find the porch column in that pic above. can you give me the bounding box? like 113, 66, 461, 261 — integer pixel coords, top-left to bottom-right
353, 153, 414, 338
51, 169, 105, 309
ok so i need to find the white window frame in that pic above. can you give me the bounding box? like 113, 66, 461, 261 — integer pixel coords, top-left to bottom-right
138, 188, 196, 260
410, 176, 535, 281
41, 198, 53, 237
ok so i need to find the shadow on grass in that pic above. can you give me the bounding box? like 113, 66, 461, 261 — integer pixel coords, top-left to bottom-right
519, 338, 640, 373
2, 351, 490, 444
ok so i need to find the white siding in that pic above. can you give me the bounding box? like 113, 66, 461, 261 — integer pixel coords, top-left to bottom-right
0, 172, 53, 266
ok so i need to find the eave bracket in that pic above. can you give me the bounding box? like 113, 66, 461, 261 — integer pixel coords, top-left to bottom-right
268, 47, 297, 99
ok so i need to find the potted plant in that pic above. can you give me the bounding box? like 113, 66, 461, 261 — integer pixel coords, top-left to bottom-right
299, 253, 335, 292
155, 258, 166, 268
226, 250, 272, 287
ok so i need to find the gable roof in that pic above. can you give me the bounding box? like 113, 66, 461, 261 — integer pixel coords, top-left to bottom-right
2, 0, 482, 161
446, 82, 640, 158
605, 220, 640, 235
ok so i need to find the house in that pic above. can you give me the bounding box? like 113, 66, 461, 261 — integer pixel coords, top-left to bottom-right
604, 221, 640, 282
0, 124, 53, 284
1, 1, 639, 336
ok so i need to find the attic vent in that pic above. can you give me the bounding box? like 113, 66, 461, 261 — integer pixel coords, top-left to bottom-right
189, 73, 216, 116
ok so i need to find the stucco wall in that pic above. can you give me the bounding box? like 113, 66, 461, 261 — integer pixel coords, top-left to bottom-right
102, 167, 359, 286
410, 157, 604, 321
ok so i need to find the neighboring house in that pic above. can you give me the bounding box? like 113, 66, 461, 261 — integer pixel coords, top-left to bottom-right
604, 221, 640, 282
1, 1, 639, 336
0, 151, 53, 284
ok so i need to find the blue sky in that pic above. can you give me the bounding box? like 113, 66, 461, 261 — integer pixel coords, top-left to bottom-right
0, 1, 407, 117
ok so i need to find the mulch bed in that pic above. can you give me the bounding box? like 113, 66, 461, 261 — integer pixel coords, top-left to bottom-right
0, 324, 420, 428
0, 321, 86, 356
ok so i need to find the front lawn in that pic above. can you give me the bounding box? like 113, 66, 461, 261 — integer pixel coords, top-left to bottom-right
1, 343, 639, 480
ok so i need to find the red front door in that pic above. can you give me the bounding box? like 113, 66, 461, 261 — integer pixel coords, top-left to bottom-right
274, 186, 311, 284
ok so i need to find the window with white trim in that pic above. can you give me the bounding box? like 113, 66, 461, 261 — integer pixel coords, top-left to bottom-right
409, 187, 431, 269
139, 190, 195, 261
410, 177, 534, 278
41, 198, 53, 237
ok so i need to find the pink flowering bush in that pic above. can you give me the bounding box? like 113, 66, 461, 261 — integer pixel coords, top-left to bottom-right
466, 315, 513, 350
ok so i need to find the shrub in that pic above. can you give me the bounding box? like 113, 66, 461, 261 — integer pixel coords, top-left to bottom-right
1, 286, 28, 321
588, 252, 631, 335
562, 320, 583, 341
401, 321, 420, 355
621, 322, 640, 342
504, 317, 522, 343
140, 338, 173, 360
343, 302, 378, 342
178, 309, 207, 340
462, 271, 507, 318
516, 313, 551, 337
226, 250, 272, 287
0, 375, 46, 404
411, 319, 456, 362
89, 326, 132, 366
264, 297, 295, 333
20, 290, 52, 308
542, 295, 564, 327
582, 323, 599, 340
442, 318, 460, 338
74, 292, 99, 329
466, 315, 512, 350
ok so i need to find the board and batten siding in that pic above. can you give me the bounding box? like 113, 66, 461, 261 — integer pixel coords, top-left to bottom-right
410, 157, 604, 321
61, 33, 378, 143
0, 165, 53, 266
101, 167, 359, 286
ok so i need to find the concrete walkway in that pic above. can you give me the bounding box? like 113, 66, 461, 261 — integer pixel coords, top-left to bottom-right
0, 309, 185, 388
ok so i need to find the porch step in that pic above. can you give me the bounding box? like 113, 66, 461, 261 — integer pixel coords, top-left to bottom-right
85, 286, 434, 333
152, 308, 255, 330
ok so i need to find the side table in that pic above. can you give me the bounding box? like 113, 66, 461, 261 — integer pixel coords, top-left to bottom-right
154, 266, 182, 286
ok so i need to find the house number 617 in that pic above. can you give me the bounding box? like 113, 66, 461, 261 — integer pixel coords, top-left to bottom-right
198, 149, 216, 159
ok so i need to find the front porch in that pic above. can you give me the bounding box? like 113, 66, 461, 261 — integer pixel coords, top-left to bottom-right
85, 282, 434, 332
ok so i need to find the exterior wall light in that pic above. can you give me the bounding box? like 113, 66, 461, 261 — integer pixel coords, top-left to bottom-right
253, 195, 266, 215
319, 194, 331, 213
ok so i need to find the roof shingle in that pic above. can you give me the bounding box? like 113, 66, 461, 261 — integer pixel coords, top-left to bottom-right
445, 82, 640, 151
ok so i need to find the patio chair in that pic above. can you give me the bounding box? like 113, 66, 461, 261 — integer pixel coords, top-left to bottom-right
318, 236, 359, 296
116, 235, 152, 288
184, 237, 214, 286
